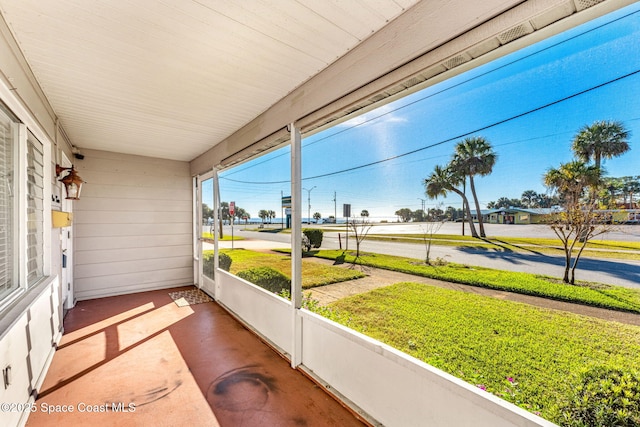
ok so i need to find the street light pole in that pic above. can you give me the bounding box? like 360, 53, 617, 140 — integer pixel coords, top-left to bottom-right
303, 186, 316, 223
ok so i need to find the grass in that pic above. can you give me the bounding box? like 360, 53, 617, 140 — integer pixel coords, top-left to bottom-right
326, 282, 640, 424
218, 249, 364, 288
201, 232, 244, 241
298, 249, 640, 314
364, 233, 640, 261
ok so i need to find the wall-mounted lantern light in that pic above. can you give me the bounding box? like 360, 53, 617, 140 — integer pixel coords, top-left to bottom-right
56, 165, 85, 200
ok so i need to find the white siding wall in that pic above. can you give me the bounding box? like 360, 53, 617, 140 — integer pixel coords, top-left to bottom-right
73, 150, 193, 300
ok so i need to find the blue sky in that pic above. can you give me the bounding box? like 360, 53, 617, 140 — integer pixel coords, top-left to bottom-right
211, 3, 640, 221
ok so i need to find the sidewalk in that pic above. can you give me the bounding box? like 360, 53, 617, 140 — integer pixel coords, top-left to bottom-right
303, 257, 640, 327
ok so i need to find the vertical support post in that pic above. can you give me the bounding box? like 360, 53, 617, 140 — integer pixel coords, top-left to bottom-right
290, 122, 303, 368
213, 168, 221, 300
193, 176, 202, 289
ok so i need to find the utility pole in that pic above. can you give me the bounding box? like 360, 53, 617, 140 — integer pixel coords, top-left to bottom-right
333, 191, 337, 222
418, 197, 426, 220
303, 186, 316, 224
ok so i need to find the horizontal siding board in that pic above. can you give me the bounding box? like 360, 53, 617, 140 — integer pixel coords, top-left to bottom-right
75, 276, 193, 301
75, 223, 191, 237
75, 244, 192, 265
74, 151, 193, 297
78, 170, 191, 190
75, 234, 190, 251
75, 198, 191, 212
73, 210, 191, 224
75, 267, 192, 291
78, 175, 191, 194
75, 256, 191, 279
74, 184, 190, 201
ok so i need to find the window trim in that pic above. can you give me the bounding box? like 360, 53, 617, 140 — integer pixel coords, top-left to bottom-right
0, 98, 52, 315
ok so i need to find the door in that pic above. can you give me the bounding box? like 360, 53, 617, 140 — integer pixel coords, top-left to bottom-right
195, 171, 216, 297
59, 153, 74, 310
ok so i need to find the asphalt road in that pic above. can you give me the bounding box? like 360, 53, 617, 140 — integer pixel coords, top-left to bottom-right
216, 225, 640, 289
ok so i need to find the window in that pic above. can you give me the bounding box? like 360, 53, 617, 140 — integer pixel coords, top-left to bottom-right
0, 102, 47, 308
27, 132, 44, 286
0, 104, 16, 301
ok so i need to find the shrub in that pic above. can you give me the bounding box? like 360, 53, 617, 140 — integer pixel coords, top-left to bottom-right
560, 365, 640, 426
218, 252, 232, 271
303, 228, 323, 248
237, 267, 291, 294
301, 234, 311, 253
203, 251, 232, 277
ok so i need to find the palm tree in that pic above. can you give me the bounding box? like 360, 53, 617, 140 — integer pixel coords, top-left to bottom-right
424, 164, 478, 238
451, 137, 497, 237
571, 120, 630, 173
521, 190, 538, 208
544, 161, 600, 207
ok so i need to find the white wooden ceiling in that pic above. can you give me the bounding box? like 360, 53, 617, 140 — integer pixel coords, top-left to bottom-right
0, 0, 418, 161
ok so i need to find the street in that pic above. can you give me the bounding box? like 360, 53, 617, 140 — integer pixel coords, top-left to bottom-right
212, 224, 640, 289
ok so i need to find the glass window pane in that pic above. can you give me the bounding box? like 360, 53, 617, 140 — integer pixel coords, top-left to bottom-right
0, 105, 15, 300
27, 132, 44, 286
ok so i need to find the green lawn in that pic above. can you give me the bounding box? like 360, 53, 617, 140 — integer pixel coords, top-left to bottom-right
218, 249, 364, 288
326, 282, 640, 424
201, 232, 244, 241
300, 249, 640, 314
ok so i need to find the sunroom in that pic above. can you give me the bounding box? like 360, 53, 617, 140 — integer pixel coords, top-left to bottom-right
0, 0, 636, 426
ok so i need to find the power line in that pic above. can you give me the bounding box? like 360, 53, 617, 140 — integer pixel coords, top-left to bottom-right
220, 68, 640, 185
221, 7, 639, 178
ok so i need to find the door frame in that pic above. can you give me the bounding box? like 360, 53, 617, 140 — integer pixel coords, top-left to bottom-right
194, 169, 216, 297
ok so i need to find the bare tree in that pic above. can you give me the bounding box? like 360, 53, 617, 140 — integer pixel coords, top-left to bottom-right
544, 161, 613, 284
348, 218, 374, 261
420, 215, 446, 265
546, 205, 616, 285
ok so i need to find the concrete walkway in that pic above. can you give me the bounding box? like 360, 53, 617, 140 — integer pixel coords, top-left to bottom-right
304, 257, 640, 327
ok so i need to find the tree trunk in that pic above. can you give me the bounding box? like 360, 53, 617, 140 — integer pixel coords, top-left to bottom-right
563, 251, 571, 284
469, 176, 486, 237
453, 189, 479, 237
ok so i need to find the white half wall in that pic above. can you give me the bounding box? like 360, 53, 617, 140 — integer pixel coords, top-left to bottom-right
300, 310, 556, 427
73, 149, 193, 300
214, 271, 555, 426
0, 276, 63, 427
217, 270, 292, 355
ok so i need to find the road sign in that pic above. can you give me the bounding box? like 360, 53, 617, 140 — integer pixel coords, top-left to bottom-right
343, 203, 351, 217
229, 201, 235, 216
282, 196, 291, 208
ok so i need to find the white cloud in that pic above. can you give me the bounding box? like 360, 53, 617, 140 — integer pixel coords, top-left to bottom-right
337, 104, 408, 128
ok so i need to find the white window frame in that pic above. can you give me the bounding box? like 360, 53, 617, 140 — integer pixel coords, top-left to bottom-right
0, 98, 51, 314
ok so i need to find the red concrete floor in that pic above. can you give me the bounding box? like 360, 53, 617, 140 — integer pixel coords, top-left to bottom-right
26, 286, 369, 427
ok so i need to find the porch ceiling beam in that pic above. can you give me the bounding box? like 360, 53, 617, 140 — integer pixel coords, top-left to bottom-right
190, 0, 633, 176
191, 0, 523, 174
